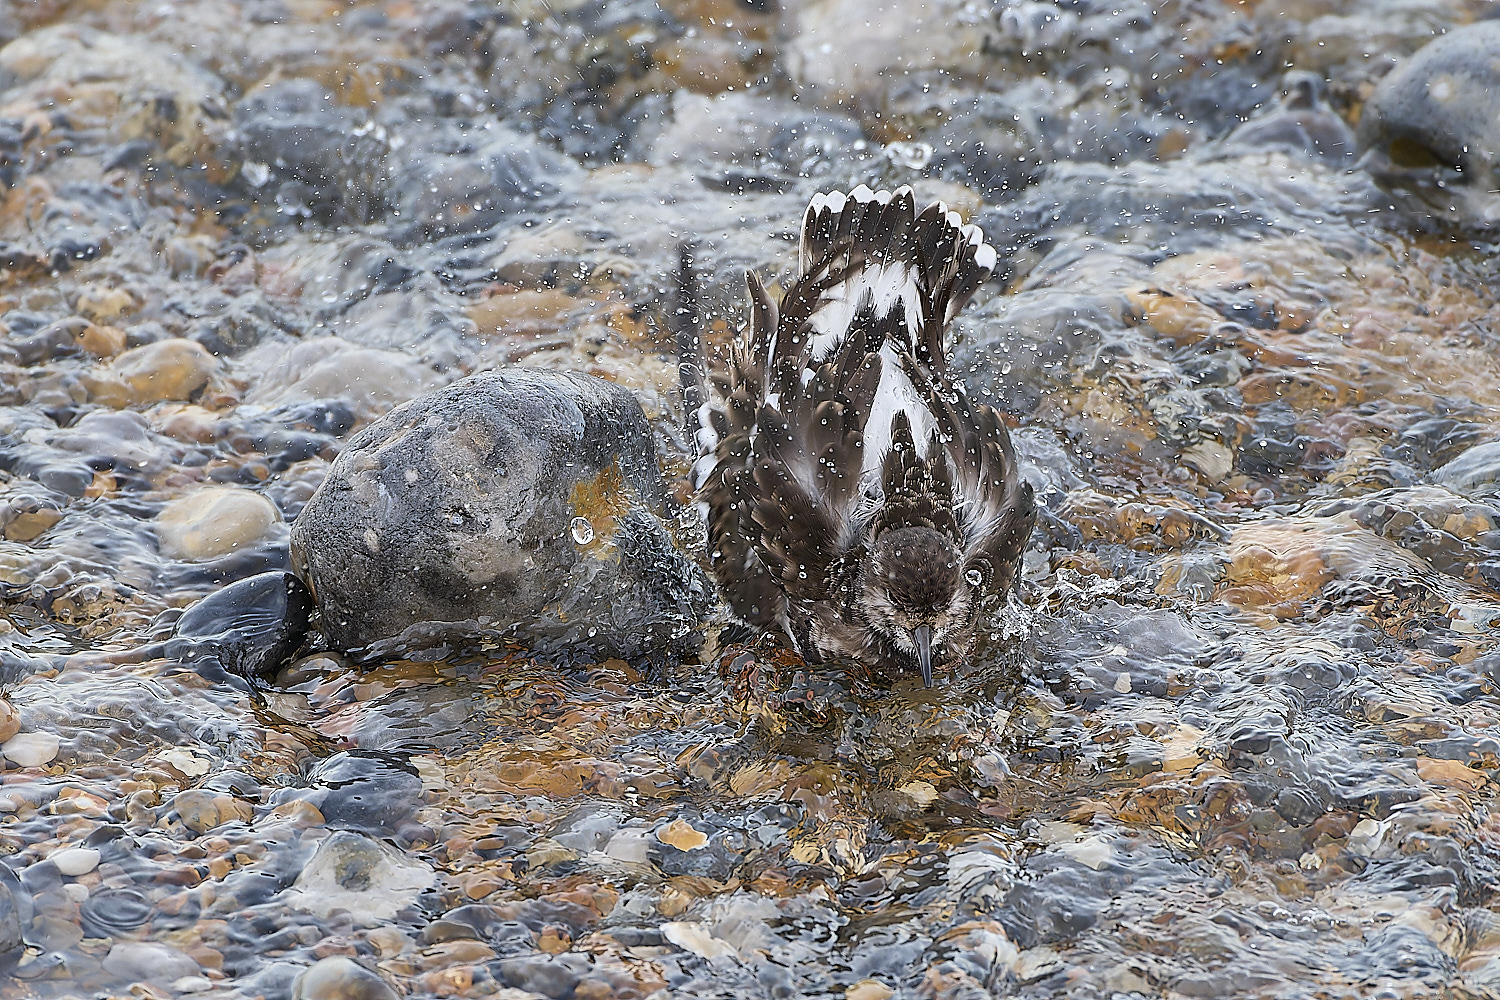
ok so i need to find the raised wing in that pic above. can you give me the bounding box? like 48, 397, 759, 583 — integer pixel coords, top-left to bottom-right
911, 366, 1035, 595
748, 323, 880, 605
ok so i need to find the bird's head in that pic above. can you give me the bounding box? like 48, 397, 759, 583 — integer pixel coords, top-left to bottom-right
861, 526, 978, 687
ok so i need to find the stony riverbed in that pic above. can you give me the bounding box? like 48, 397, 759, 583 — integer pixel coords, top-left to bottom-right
3, 0, 1500, 997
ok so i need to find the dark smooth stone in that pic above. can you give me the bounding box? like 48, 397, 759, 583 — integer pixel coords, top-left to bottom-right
167, 571, 313, 679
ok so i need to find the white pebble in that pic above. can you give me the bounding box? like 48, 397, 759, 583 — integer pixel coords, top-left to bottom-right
3, 732, 60, 768
173, 976, 215, 994
52, 847, 100, 877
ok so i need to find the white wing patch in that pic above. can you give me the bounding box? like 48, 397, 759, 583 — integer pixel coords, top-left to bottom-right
806, 262, 924, 363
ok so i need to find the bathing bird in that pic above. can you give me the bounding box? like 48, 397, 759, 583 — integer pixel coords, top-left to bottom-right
679, 185, 1035, 687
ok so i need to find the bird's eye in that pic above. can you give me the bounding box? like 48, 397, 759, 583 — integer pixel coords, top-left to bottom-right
965, 568, 983, 587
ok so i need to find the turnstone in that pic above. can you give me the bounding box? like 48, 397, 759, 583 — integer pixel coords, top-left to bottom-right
680, 185, 1036, 687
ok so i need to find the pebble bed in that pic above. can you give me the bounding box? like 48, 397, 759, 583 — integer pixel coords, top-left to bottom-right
2, 1, 1500, 998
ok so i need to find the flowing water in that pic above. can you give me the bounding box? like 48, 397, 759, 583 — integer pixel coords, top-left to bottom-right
1, 0, 1500, 997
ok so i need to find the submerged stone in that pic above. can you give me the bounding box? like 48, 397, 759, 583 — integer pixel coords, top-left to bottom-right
154, 486, 284, 561
283, 830, 435, 925
290, 956, 400, 1000
301, 750, 423, 836
290, 368, 711, 661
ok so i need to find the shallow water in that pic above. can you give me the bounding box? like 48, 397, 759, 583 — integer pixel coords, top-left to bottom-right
2, 0, 1500, 997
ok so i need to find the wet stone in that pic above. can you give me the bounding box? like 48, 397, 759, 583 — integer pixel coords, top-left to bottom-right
289, 368, 712, 661
231, 79, 390, 226
290, 956, 400, 1000
48, 847, 98, 877
154, 487, 285, 561
0, 1, 1499, 997
79, 888, 153, 939
101, 941, 200, 986
1431, 442, 1500, 495
283, 830, 435, 925
108, 339, 218, 404
167, 571, 313, 680
300, 751, 423, 836
386, 125, 576, 240
3, 731, 59, 768
0, 701, 19, 744
1356, 20, 1500, 230
495, 953, 592, 999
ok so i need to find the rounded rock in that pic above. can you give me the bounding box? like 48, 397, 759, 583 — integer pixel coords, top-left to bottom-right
50, 847, 100, 877
283, 831, 435, 925
170, 789, 223, 834
109, 338, 218, 403
154, 486, 283, 561
0, 701, 19, 744
289, 368, 711, 659
0, 865, 26, 959
1356, 21, 1500, 229
291, 956, 399, 1000
102, 941, 199, 986
3, 731, 59, 768
1432, 442, 1500, 494
167, 571, 314, 678
79, 887, 153, 938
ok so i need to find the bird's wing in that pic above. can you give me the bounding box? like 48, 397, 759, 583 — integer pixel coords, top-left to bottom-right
690, 273, 787, 628
748, 324, 881, 603
869, 402, 961, 545
912, 367, 1035, 594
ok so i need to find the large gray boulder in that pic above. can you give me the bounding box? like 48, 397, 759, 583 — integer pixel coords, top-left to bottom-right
290, 369, 711, 660
1356, 21, 1500, 230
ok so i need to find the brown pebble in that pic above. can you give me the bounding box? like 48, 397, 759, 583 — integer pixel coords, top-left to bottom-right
110, 338, 218, 403
0, 701, 19, 744
75, 286, 136, 323
74, 322, 126, 358
2, 507, 62, 542
264, 799, 325, 829
172, 790, 222, 834
537, 925, 571, 954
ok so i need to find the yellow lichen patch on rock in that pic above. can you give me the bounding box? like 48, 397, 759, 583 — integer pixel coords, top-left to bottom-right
567, 461, 630, 556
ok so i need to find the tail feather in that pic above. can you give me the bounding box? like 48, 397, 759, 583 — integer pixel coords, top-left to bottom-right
791, 185, 997, 373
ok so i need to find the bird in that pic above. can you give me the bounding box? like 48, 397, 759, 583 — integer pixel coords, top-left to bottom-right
678, 184, 1036, 688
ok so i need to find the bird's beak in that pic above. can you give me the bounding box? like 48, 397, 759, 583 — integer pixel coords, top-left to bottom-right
913, 625, 933, 688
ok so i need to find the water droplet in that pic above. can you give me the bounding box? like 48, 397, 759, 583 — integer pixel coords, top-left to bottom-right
965, 569, 983, 587
570, 517, 594, 544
